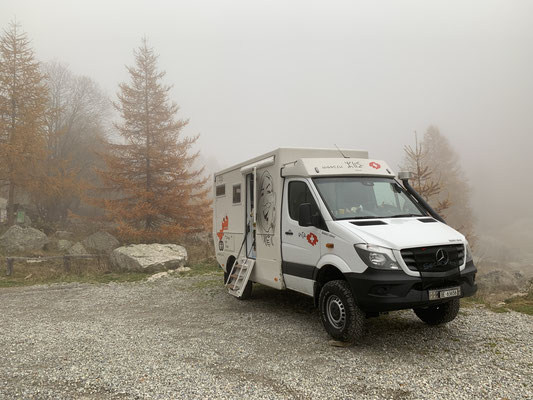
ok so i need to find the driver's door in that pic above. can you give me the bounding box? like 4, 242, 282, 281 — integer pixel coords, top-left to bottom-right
281, 178, 324, 296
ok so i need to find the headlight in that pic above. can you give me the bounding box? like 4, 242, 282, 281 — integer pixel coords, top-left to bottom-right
465, 243, 473, 263
354, 244, 401, 270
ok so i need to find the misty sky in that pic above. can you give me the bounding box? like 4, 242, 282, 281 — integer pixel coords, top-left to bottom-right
2, 0, 532, 230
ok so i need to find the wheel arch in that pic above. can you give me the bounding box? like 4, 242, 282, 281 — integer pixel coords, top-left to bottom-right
313, 261, 350, 307
225, 255, 236, 274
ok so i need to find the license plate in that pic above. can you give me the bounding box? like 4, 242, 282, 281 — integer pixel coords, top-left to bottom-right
428, 287, 461, 301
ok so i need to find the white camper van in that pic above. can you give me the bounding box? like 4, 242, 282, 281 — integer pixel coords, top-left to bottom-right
213, 148, 477, 342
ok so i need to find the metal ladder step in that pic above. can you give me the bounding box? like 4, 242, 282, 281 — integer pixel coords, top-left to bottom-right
225, 257, 255, 298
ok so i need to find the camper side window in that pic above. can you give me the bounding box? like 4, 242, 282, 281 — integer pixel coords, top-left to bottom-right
232, 184, 241, 204
216, 184, 225, 197
288, 181, 320, 221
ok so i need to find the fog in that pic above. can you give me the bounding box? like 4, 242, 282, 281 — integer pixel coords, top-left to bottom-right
3, 0, 533, 245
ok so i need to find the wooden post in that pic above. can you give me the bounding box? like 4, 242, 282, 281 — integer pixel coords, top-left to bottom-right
6, 258, 13, 276
63, 255, 71, 272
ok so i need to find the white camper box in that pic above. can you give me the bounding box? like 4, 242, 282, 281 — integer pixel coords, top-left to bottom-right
213, 147, 477, 342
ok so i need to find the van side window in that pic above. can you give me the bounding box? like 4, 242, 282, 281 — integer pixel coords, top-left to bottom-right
288, 181, 320, 221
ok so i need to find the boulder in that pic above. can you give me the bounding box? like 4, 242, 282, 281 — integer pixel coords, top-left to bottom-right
55, 231, 74, 240
477, 270, 526, 293
111, 244, 188, 272
0, 225, 49, 254
57, 239, 74, 252
82, 231, 119, 254
67, 242, 87, 256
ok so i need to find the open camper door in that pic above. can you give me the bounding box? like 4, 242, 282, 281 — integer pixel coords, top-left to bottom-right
240, 157, 284, 289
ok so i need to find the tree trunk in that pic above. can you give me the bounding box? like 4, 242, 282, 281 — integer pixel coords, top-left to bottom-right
7, 181, 15, 225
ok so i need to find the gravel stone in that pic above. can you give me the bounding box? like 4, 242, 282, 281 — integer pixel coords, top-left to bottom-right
0, 276, 531, 399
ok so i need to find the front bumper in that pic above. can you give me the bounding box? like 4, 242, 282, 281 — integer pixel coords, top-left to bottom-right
345, 260, 477, 312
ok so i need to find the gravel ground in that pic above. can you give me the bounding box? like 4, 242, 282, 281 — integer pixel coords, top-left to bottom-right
0, 274, 532, 400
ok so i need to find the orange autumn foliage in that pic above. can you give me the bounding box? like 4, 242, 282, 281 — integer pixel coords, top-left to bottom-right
0, 21, 48, 225
94, 39, 211, 243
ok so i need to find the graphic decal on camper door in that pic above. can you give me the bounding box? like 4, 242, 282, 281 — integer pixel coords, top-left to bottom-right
217, 216, 229, 241
259, 170, 276, 246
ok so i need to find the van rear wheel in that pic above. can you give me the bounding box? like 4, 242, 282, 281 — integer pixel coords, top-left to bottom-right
413, 298, 460, 325
319, 280, 364, 342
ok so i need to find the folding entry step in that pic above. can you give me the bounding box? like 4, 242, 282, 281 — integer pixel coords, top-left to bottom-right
226, 257, 255, 298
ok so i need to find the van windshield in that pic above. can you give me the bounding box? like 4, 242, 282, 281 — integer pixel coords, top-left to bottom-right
313, 177, 427, 220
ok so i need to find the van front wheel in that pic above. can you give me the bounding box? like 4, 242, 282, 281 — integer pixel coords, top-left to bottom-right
413, 298, 460, 325
319, 280, 364, 342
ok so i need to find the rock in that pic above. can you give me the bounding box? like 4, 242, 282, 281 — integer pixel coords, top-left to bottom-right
147, 272, 170, 282
111, 244, 188, 272
55, 231, 74, 240
67, 242, 87, 256
0, 225, 49, 254
82, 231, 119, 254
57, 239, 74, 252
477, 270, 526, 293
176, 266, 191, 273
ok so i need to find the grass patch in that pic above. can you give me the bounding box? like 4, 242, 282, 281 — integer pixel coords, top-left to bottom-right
503, 291, 533, 316
0, 257, 153, 288
0, 256, 221, 288
462, 285, 533, 316
182, 261, 222, 277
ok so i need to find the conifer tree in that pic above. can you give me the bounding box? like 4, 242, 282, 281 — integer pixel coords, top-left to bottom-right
0, 21, 48, 225
403, 131, 450, 214
95, 39, 210, 243
402, 126, 476, 246
36, 62, 110, 224
423, 126, 476, 246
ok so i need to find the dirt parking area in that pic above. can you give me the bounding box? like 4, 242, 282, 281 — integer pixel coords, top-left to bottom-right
1, 273, 532, 399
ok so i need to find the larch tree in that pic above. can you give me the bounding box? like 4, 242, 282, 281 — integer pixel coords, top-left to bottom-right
402, 131, 450, 214
36, 62, 110, 224
95, 39, 210, 243
422, 126, 476, 246
0, 21, 48, 225
402, 126, 476, 246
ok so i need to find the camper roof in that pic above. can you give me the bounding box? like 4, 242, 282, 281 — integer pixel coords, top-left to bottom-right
281, 158, 394, 178
215, 147, 369, 176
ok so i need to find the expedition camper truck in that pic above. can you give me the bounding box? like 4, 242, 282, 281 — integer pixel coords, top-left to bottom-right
213, 148, 477, 342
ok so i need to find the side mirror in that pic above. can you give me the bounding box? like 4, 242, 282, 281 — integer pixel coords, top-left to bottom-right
298, 203, 313, 227
398, 171, 414, 181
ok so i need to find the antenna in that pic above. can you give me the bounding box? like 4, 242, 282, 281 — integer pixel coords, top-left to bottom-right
334, 144, 349, 158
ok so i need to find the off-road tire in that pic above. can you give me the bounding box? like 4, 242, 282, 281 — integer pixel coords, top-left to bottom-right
319, 280, 365, 342
413, 298, 460, 325
223, 266, 231, 285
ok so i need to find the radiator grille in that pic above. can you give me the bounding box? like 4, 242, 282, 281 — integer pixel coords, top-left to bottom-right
401, 244, 465, 273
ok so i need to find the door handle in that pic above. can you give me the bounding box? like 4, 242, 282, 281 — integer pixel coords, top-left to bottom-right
285, 230, 293, 236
